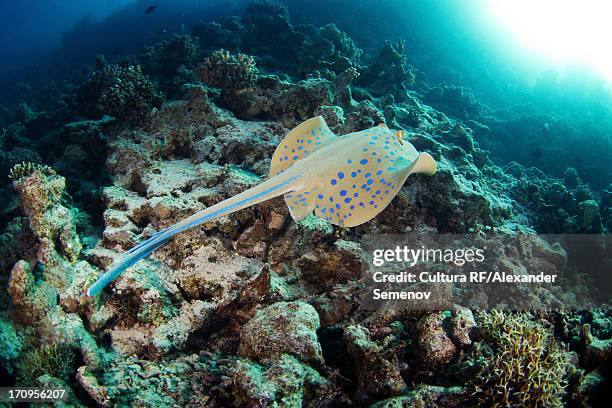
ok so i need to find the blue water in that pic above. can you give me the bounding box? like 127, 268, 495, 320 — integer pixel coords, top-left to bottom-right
1, 0, 610, 189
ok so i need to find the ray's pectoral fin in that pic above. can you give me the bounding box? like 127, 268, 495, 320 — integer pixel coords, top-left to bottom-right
408, 152, 437, 176
269, 116, 336, 177
284, 183, 318, 222
311, 151, 437, 228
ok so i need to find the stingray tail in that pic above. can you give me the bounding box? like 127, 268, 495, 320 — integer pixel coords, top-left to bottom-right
86, 232, 172, 296
86, 173, 302, 296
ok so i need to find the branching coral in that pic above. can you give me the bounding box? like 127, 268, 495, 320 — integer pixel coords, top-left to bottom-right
98, 65, 159, 124
1, 148, 43, 179
107, 292, 141, 328
471, 310, 571, 407
197, 49, 258, 91
8, 161, 56, 181
79, 63, 160, 124
15, 343, 76, 386
138, 34, 199, 77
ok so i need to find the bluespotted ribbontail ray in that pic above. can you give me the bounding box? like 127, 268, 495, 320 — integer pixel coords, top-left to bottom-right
87, 116, 437, 296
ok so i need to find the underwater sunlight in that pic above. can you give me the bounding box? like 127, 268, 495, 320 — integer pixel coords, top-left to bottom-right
485, 0, 612, 82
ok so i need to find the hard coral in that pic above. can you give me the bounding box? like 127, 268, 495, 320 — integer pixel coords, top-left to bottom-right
10, 164, 82, 261
239, 301, 323, 365
138, 34, 199, 78
79, 63, 160, 125
1, 148, 43, 179
511, 165, 604, 233
343, 324, 405, 403
472, 310, 572, 407
358, 40, 414, 102
232, 354, 331, 407
8, 161, 55, 181
15, 343, 76, 386
245, 0, 290, 22
295, 24, 362, 77
198, 49, 258, 91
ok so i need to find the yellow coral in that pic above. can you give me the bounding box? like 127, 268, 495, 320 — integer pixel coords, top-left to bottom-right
198, 49, 257, 91
8, 161, 56, 182
472, 310, 571, 407
15, 343, 75, 386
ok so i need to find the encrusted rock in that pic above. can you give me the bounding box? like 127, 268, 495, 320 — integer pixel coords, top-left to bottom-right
239, 301, 323, 365
449, 306, 475, 347
232, 354, 330, 407
370, 385, 465, 408
416, 312, 456, 369
343, 324, 405, 403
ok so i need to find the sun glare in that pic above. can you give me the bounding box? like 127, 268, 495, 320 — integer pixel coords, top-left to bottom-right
485, 0, 612, 81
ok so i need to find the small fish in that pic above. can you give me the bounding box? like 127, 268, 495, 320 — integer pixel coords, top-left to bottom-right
542, 122, 550, 133
176, 13, 185, 18
156, 28, 167, 35
87, 117, 437, 296
532, 148, 543, 159
145, 5, 157, 14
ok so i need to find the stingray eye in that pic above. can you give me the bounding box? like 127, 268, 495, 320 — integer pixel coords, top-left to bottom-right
395, 130, 404, 145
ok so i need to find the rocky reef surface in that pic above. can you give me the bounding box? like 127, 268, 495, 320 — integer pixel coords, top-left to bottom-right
0, 2, 610, 406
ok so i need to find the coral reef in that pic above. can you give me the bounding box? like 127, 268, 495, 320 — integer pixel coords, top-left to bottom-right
357, 40, 415, 102
137, 34, 199, 78
0, 315, 24, 375
239, 301, 323, 365
510, 164, 605, 233
197, 49, 258, 92
78, 62, 161, 124
0, 3, 609, 406
423, 84, 483, 121
343, 324, 405, 403
470, 310, 573, 407
15, 343, 76, 386
193, 5, 361, 79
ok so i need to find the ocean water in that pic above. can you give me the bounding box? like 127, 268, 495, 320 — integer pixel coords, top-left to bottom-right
0, 0, 610, 406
